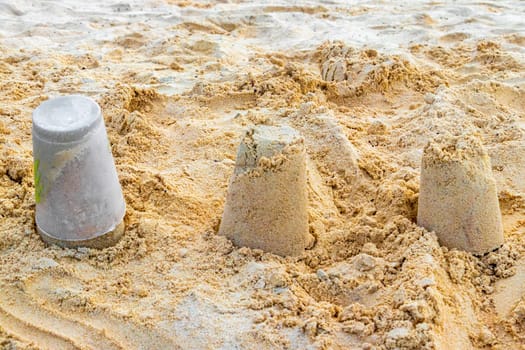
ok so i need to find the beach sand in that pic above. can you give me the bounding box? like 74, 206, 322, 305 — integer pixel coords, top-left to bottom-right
1, 1, 525, 349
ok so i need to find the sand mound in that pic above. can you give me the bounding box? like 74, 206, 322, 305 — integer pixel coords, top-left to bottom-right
418, 136, 504, 254
318, 41, 443, 99
219, 125, 310, 256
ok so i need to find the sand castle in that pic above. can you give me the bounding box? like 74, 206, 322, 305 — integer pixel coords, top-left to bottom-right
417, 135, 504, 254
219, 125, 310, 256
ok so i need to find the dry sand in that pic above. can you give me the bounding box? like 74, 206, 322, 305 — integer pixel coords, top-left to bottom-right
1, 0, 525, 349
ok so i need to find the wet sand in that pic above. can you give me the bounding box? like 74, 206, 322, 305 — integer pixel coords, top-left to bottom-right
1, 1, 525, 349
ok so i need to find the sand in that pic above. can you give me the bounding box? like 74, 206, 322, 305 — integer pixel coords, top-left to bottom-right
0, 0, 525, 349
418, 135, 504, 254
219, 125, 311, 256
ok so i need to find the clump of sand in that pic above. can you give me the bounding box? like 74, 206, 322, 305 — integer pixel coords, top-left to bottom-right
219, 125, 311, 256
418, 135, 504, 254
317, 41, 443, 100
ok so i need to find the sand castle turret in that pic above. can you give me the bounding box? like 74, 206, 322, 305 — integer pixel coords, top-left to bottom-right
219, 125, 310, 256
417, 135, 504, 254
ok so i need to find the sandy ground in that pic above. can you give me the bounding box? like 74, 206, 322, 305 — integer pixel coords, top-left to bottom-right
1, 0, 525, 349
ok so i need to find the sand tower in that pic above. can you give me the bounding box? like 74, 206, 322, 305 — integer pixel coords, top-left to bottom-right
219, 125, 310, 256
417, 135, 504, 254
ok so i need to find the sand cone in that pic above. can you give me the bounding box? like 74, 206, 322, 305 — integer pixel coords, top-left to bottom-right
219, 125, 310, 256
417, 135, 504, 254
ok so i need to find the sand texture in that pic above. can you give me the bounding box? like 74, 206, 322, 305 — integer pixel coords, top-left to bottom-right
1, 0, 525, 349
418, 136, 504, 254
219, 125, 310, 256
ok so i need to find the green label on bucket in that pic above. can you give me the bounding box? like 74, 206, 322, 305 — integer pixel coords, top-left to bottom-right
34, 159, 43, 203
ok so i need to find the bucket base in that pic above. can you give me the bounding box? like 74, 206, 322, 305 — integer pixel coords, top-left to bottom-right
37, 221, 125, 249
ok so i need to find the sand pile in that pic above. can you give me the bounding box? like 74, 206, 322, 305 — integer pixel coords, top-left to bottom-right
1, 1, 525, 349
219, 125, 311, 256
418, 135, 504, 254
